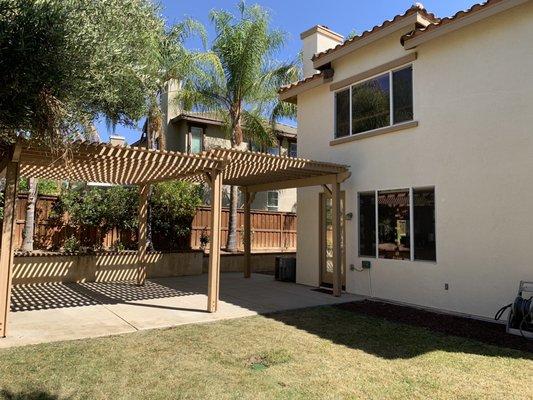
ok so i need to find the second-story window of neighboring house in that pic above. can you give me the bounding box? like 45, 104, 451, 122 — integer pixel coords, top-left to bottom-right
189, 126, 204, 154
289, 142, 297, 158
267, 191, 279, 211
335, 64, 413, 138
267, 140, 280, 156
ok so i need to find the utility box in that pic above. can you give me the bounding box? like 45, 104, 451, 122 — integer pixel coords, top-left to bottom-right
275, 257, 296, 282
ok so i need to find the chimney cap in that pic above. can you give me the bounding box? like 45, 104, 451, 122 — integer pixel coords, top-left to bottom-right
109, 135, 126, 147
300, 25, 344, 42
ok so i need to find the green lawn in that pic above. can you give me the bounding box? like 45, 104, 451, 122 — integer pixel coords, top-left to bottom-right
0, 306, 531, 400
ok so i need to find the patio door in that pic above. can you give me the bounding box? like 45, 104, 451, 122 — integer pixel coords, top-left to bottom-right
319, 191, 346, 289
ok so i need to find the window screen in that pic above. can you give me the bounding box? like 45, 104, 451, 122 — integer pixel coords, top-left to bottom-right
393, 66, 413, 124
335, 89, 350, 138
359, 193, 376, 257
413, 188, 436, 261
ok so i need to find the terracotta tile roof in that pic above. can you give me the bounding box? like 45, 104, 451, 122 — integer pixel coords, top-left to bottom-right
278, 71, 326, 94
312, 5, 439, 63
402, 0, 511, 42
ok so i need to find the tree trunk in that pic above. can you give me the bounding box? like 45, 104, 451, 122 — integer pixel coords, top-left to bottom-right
225, 113, 242, 253
225, 184, 239, 252
21, 178, 38, 252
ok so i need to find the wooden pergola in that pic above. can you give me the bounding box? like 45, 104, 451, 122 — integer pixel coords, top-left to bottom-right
0, 141, 350, 337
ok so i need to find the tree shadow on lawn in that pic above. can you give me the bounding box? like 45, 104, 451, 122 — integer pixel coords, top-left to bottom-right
265, 304, 533, 361
0, 390, 64, 400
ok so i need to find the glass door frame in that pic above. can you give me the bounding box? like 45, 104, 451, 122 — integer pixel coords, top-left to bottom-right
318, 190, 346, 289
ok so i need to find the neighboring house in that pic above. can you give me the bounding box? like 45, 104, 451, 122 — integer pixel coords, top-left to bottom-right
135, 81, 297, 212
279, 0, 533, 319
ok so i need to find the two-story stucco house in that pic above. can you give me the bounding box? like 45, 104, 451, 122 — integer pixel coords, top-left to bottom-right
135, 82, 297, 213
279, 0, 533, 319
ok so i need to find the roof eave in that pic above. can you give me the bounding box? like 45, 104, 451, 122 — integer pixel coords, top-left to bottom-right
279, 70, 334, 104
403, 0, 529, 50
312, 13, 428, 69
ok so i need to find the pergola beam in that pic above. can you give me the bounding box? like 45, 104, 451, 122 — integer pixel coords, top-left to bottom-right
207, 169, 222, 312
136, 183, 149, 286
245, 172, 350, 193
331, 182, 342, 297
0, 156, 20, 337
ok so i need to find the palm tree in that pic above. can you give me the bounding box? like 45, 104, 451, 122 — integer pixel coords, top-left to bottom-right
145, 19, 207, 150
140, 19, 207, 250
179, 1, 299, 252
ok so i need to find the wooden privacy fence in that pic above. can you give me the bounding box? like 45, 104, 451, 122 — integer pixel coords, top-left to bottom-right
11, 195, 297, 252
191, 206, 297, 251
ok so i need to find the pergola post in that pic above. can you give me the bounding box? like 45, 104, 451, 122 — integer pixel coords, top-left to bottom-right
0, 159, 20, 337
332, 180, 342, 297
243, 190, 253, 278
207, 169, 222, 312
136, 183, 149, 286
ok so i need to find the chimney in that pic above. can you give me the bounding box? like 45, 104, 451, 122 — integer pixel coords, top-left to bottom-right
300, 25, 344, 77
161, 79, 182, 124
109, 135, 126, 147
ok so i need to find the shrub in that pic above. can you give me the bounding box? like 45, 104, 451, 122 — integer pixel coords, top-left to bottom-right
150, 181, 202, 250
59, 185, 138, 248
63, 235, 80, 253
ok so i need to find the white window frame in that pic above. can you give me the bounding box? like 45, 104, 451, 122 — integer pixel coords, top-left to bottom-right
334, 63, 414, 139
267, 191, 279, 211
357, 185, 436, 262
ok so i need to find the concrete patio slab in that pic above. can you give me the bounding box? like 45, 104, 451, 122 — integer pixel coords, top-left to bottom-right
0, 273, 364, 348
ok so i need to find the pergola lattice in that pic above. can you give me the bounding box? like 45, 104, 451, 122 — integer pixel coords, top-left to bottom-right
0, 140, 350, 337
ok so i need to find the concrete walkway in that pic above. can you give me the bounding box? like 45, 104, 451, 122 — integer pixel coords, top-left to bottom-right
1, 273, 364, 348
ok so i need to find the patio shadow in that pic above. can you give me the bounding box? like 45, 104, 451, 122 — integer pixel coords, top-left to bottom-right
10, 281, 202, 312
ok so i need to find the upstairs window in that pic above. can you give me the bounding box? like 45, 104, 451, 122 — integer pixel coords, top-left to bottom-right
334, 65, 413, 138
189, 126, 203, 154
267, 191, 279, 211
289, 142, 297, 158
352, 74, 390, 134
393, 65, 413, 124
335, 89, 350, 138
267, 141, 280, 156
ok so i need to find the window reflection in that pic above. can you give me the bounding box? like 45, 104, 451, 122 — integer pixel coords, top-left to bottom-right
414, 188, 436, 261
378, 190, 410, 260
352, 74, 390, 134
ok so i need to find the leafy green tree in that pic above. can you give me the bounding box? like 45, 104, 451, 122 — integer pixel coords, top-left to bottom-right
150, 181, 202, 250
59, 185, 139, 248
179, 1, 299, 252
0, 0, 164, 147
141, 18, 206, 252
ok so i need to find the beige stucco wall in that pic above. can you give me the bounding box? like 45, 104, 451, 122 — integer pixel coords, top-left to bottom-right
296, 2, 533, 319
13, 251, 203, 285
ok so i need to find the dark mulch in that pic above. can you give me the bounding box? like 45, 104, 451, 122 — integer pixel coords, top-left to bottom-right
336, 300, 533, 353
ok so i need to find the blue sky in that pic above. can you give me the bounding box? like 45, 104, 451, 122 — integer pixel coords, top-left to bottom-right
96, 0, 475, 144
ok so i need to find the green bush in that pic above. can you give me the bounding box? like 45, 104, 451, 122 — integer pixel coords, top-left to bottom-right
150, 181, 202, 250
56, 182, 202, 251
63, 235, 80, 253
58, 185, 139, 249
